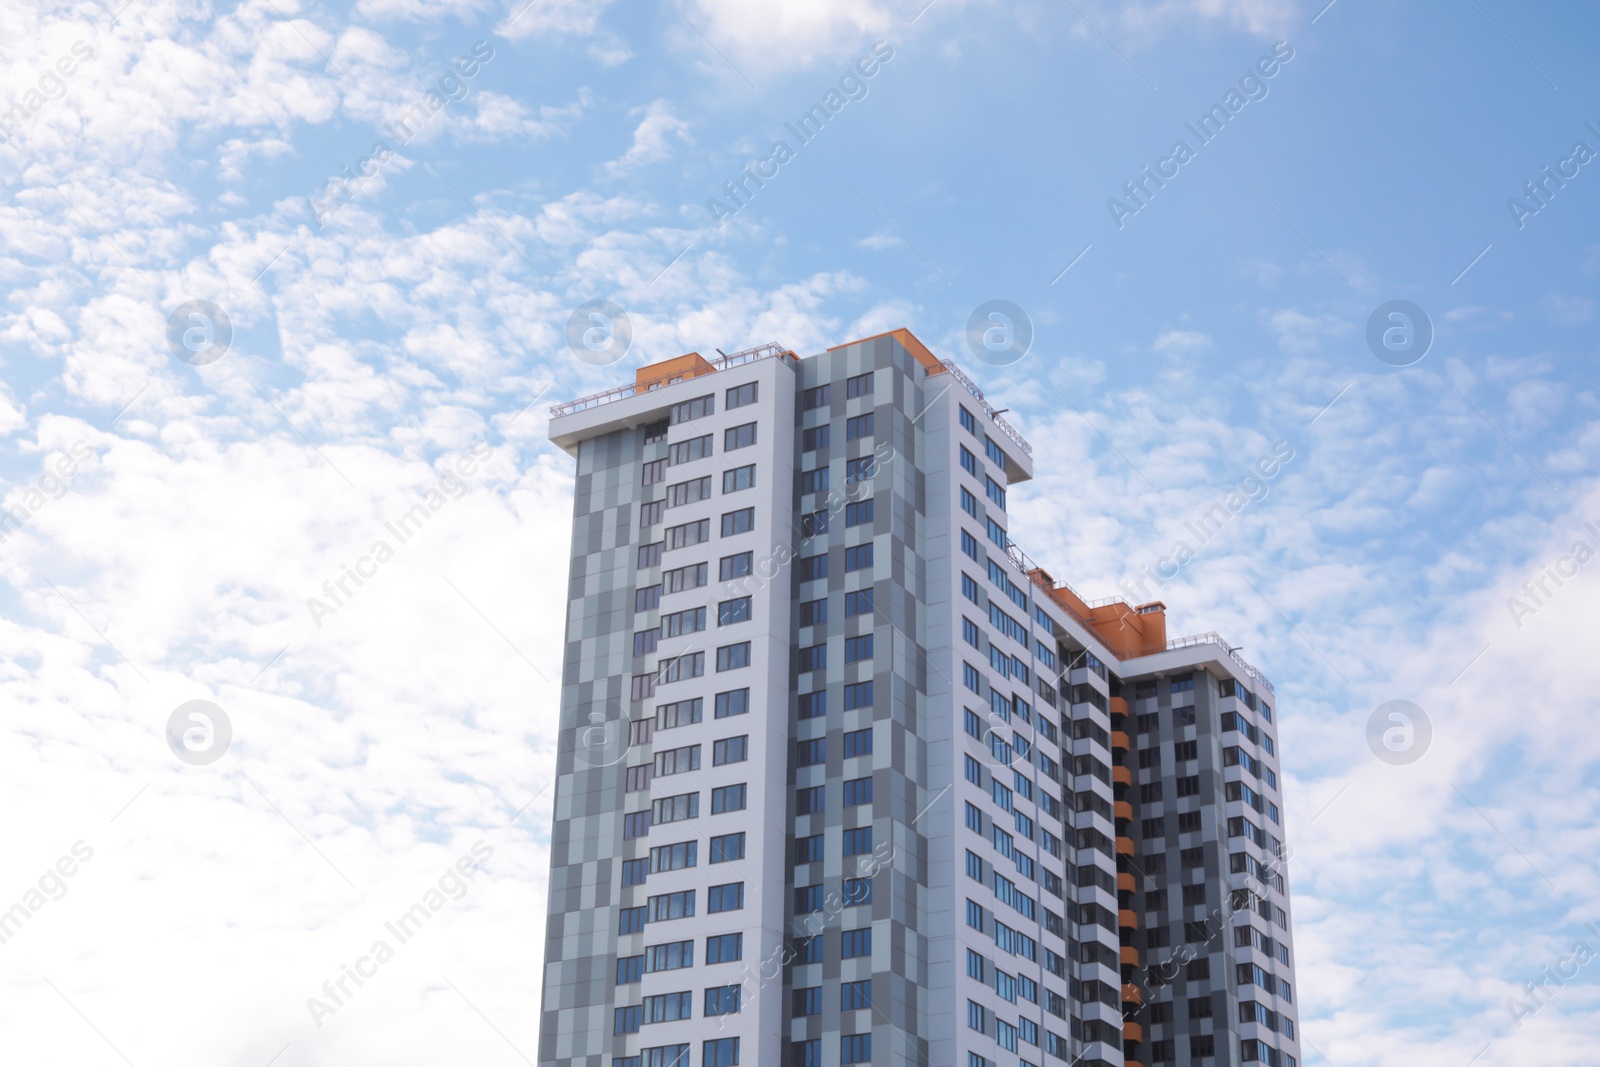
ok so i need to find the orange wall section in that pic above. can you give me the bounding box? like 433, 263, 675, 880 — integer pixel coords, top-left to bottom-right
635, 352, 713, 391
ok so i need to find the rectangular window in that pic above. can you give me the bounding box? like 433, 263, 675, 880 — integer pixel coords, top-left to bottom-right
961, 529, 980, 560
615, 1005, 642, 1034
985, 476, 1006, 511
705, 933, 742, 963
840, 1037, 871, 1065
644, 940, 694, 972
638, 542, 663, 569
800, 467, 829, 494
799, 553, 828, 582
793, 987, 821, 1016
842, 876, 872, 905
799, 597, 828, 626
960, 446, 977, 475
635, 585, 662, 612
794, 834, 824, 864
841, 979, 872, 1011
799, 509, 829, 538
795, 883, 824, 912
846, 412, 874, 440
960, 486, 979, 518
704, 984, 741, 1017
802, 424, 831, 452
621, 857, 648, 886
626, 765, 653, 792
707, 882, 744, 913
802, 384, 830, 410
712, 735, 748, 765
721, 508, 755, 536
665, 476, 712, 508
709, 832, 745, 862
984, 436, 1009, 470
660, 606, 707, 637
726, 382, 757, 409
798, 691, 826, 719
631, 673, 658, 701
654, 745, 701, 776
669, 394, 714, 424
646, 890, 695, 922
844, 635, 873, 663
846, 371, 874, 398
842, 827, 873, 856
715, 553, 751, 583
633, 629, 659, 656
796, 738, 826, 767
667, 434, 713, 466
652, 793, 699, 824
711, 784, 746, 814
623, 811, 651, 839
840, 928, 872, 958
640, 500, 664, 528
718, 596, 752, 625
843, 681, 873, 710
648, 841, 698, 874
959, 406, 976, 433
844, 589, 874, 616
722, 465, 756, 493
724, 422, 756, 450
844, 543, 874, 571
845, 498, 874, 527
843, 728, 873, 758
643, 459, 667, 486
796, 785, 825, 815
658, 651, 704, 684
617, 954, 643, 983
663, 563, 708, 594
714, 688, 748, 718
703, 1038, 738, 1067
716, 642, 751, 671
844, 456, 876, 484
656, 698, 702, 730
664, 518, 710, 551
798, 643, 828, 672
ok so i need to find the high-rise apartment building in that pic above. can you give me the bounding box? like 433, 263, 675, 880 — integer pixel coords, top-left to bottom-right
540, 329, 1299, 1067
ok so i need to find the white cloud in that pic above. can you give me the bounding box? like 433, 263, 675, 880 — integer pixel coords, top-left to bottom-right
1265, 307, 1351, 354
681, 0, 894, 71
1152, 328, 1212, 356
603, 99, 690, 176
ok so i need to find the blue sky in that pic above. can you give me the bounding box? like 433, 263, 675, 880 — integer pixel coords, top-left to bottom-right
1, 0, 1598, 1064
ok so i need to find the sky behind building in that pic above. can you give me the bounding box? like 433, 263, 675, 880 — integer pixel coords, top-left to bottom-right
1, 1, 1597, 1065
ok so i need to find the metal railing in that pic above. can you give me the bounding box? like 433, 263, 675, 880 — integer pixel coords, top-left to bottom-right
938, 360, 1034, 456
550, 342, 793, 417
1164, 631, 1276, 694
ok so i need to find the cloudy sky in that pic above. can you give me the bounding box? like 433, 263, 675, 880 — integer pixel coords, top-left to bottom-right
1, 0, 1597, 1063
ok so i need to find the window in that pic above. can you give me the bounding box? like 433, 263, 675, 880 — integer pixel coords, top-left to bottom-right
722, 465, 756, 493
707, 882, 744, 913
841, 928, 872, 958
802, 384, 831, 410
797, 738, 826, 766
626, 765, 653, 792
726, 381, 757, 409
615, 1005, 642, 1034
843, 681, 873, 709
668, 434, 713, 466
711, 784, 746, 813
704, 985, 741, 1017
794, 834, 824, 864
798, 643, 827, 672
705, 932, 742, 963
985, 476, 1006, 510
620, 906, 647, 935
645, 941, 694, 972
959, 406, 976, 433
640, 499, 664, 528
724, 422, 756, 450
638, 542, 663, 569
657, 698, 703, 729
846, 371, 874, 398
798, 690, 826, 719
793, 987, 821, 1016
634, 630, 659, 656
842, 776, 873, 807
718, 596, 752, 625
713, 688, 748, 719
798, 597, 827, 626
669, 394, 714, 424
642, 990, 692, 1023
842, 827, 873, 856
844, 635, 873, 663
960, 446, 977, 475
643, 419, 669, 445
719, 552, 752, 581
844, 728, 873, 757
960, 486, 979, 517
842, 877, 873, 905
621, 858, 647, 887
709, 832, 744, 862
652, 793, 699, 824
846, 412, 875, 440
617, 955, 643, 983
716, 643, 751, 671
635, 585, 662, 612
841, 979, 872, 1011
666, 476, 712, 508
844, 456, 876, 484
665, 518, 710, 550
844, 543, 873, 571
844, 589, 874, 616
663, 562, 707, 594
800, 467, 829, 494
713, 735, 748, 765
799, 553, 828, 582
703, 1037, 739, 1067
802, 424, 831, 451
624, 811, 651, 839
984, 436, 1009, 469
721, 508, 755, 536
655, 745, 700, 776
643, 459, 667, 486
845, 498, 874, 526
962, 573, 980, 603
796, 785, 825, 815
961, 529, 980, 560
795, 884, 824, 912
658, 652, 704, 684
661, 606, 706, 637
649, 840, 697, 872
647, 890, 695, 921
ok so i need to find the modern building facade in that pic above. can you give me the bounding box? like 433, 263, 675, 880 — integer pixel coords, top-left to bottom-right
540, 329, 1300, 1067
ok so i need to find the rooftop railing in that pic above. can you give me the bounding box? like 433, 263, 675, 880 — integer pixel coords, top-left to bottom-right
939, 360, 1033, 456
1164, 631, 1276, 694
550, 342, 792, 417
